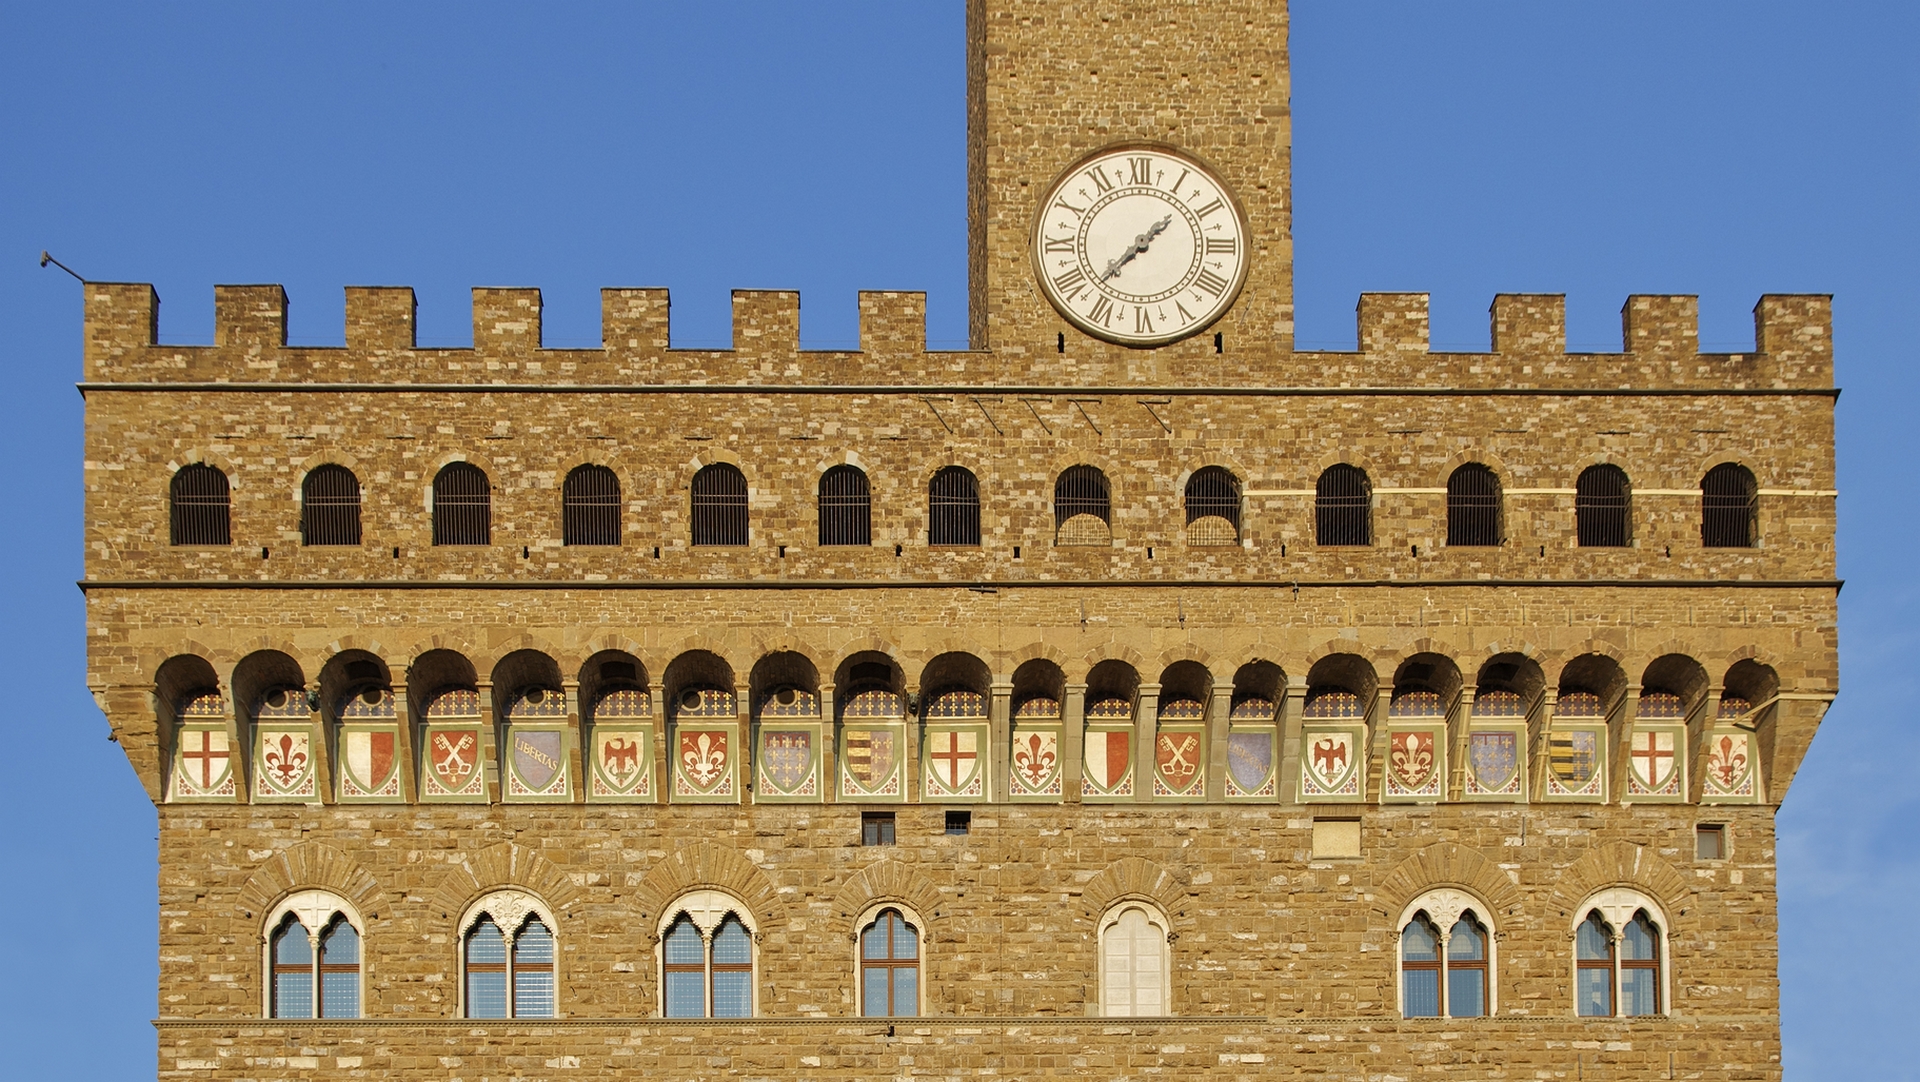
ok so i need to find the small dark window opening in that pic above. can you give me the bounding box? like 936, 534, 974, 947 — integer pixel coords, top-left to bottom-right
1695, 824, 1726, 860
1185, 465, 1241, 545
563, 464, 621, 546
862, 812, 896, 846
1054, 464, 1111, 544
301, 464, 362, 547
1316, 464, 1372, 546
818, 465, 872, 546
928, 466, 981, 546
691, 463, 749, 546
432, 463, 491, 546
1575, 465, 1631, 547
944, 810, 971, 836
1701, 463, 1757, 548
170, 463, 231, 546
1446, 463, 1502, 547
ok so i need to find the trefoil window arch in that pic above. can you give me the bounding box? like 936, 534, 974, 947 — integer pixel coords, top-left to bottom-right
460, 890, 556, 1019
1398, 889, 1495, 1019
928, 465, 981, 546
264, 889, 363, 1019
301, 464, 362, 546
562, 464, 621, 546
818, 464, 872, 546
171, 463, 231, 546
1573, 888, 1667, 1017
858, 905, 922, 1017
1099, 902, 1172, 1017
656, 889, 758, 1018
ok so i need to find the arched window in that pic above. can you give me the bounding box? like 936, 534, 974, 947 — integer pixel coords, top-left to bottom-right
818, 465, 872, 546
1184, 466, 1241, 545
1099, 903, 1170, 1017
1399, 891, 1496, 1018
1446, 463, 1502, 547
562, 464, 620, 546
265, 890, 362, 1019
657, 889, 758, 1018
1701, 463, 1757, 548
1316, 464, 1372, 546
461, 891, 557, 1018
928, 466, 981, 546
432, 463, 491, 546
170, 463, 231, 545
301, 465, 361, 546
691, 463, 748, 546
1575, 465, 1630, 547
1572, 890, 1668, 1017
1054, 465, 1111, 546
860, 908, 920, 1017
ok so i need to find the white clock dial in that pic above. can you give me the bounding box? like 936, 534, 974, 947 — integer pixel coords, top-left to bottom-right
1031, 145, 1250, 347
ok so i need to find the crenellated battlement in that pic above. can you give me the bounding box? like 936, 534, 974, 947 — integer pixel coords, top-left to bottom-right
80, 282, 1833, 391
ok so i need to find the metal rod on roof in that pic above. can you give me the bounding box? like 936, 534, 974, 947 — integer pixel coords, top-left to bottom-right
39, 250, 85, 282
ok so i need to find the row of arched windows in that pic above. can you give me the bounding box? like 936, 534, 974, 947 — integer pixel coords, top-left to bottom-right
264, 885, 1671, 1021
169, 460, 1763, 550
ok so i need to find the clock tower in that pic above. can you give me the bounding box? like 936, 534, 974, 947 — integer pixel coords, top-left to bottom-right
969, 0, 1292, 356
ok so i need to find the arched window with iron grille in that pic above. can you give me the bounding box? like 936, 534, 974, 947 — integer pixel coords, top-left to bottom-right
691, 463, 749, 547
928, 466, 980, 546
1446, 463, 1502, 547
1575, 465, 1631, 548
170, 463, 231, 546
301, 465, 361, 546
563, 464, 620, 546
1316, 464, 1372, 546
1700, 463, 1756, 548
1184, 466, 1241, 546
432, 463, 491, 546
818, 465, 872, 546
1055, 465, 1111, 546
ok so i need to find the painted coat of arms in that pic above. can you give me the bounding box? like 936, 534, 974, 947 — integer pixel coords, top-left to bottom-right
923, 726, 985, 799
1626, 726, 1683, 798
840, 725, 902, 799
756, 727, 819, 799
591, 729, 651, 798
1009, 728, 1062, 797
337, 686, 402, 802
1546, 726, 1604, 798
1225, 729, 1276, 799
675, 729, 734, 797
1382, 727, 1442, 799
1082, 728, 1133, 799
1300, 727, 1362, 799
1152, 727, 1204, 798
507, 729, 568, 798
422, 724, 485, 799
1701, 730, 1755, 800
1465, 729, 1523, 797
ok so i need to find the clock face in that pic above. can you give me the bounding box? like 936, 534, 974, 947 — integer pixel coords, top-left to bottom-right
1031, 145, 1250, 347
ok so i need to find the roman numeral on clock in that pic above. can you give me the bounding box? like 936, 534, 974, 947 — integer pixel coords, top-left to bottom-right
1205, 236, 1237, 254
1128, 157, 1155, 186
1088, 295, 1115, 326
1134, 306, 1154, 335
1085, 167, 1114, 194
1043, 236, 1075, 254
1052, 266, 1091, 301
1193, 268, 1230, 297
1193, 198, 1226, 220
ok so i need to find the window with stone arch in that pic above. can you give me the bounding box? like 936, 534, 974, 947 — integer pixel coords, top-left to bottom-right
857, 904, 923, 1017
170, 462, 231, 546
657, 889, 758, 1019
1573, 888, 1668, 1018
1700, 462, 1757, 548
1054, 464, 1111, 546
460, 890, 557, 1019
927, 465, 980, 546
264, 890, 363, 1019
562, 464, 621, 546
818, 464, 872, 546
1398, 889, 1495, 1019
1316, 463, 1372, 546
691, 463, 749, 546
1575, 464, 1631, 547
1184, 465, 1241, 546
1098, 901, 1172, 1017
432, 462, 491, 546
301, 464, 362, 546
1446, 463, 1503, 547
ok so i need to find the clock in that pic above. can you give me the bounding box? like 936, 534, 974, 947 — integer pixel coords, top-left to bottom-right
1031, 144, 1250, 347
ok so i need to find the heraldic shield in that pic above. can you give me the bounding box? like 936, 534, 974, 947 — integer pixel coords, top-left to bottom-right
252, 686, 315, 802
839, 725, 902, 800
1626, 726, 1684, 799
1545, 725, 1605, 799
1009, 728, 1062, 797
1082, 728, 1133, 800
1153, 726, 1205, 799
337, 686, 402, 802
1299, 727, 1363, 800
1702, 730, 1757, 801
923, 726, 986, 800
420, 688, 485, 802
757, 727, 820, 800
171, 690, 235, 802
1465, 729, 1523, 797
1382, 727, 1442, 800
588, 687, 652, 801
508, 729, 567, 798
1225, 730, 1276, 798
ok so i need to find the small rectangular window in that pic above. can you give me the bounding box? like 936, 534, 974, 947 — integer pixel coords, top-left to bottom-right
1312, 818, 1362, 859
944, 810, 971, 836
862, 812, 896, 846
1696, 824, 1726, 860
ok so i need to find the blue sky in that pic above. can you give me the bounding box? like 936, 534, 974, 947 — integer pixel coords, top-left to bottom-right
1, 2, 1911, 1076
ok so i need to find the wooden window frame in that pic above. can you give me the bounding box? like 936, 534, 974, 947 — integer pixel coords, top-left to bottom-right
654, 890, 760, 1019
1397, 891, 1499, 1019
1571, 890, 1670, 1019
858, 906, 922, 1018
263, 890, 364, 1020
458, 891, 559, 1019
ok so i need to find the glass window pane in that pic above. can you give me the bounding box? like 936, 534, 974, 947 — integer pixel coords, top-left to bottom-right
1622, 967, 1658, 1016
665, 970, 706, 1018
320, 920, 359, 965
467, 920, 506, 964
274, 919, 312, 965
863, 916, 891, 960
1447, 967, 1485, 1017
515, 920, 554, 964
320, 968, 359, 1019
274, 969, 314, 1019
467, 968, 508, 1019
1401, 919, 1437, 961
892, 966, 918, 1017
1402, 968, 1440, 1017
863, 967, 891, 1016
712, 969, 752, 1018
514, 966, 555, 1018
1623, 915, 1658, 961
893, 915, 918, 960
1447, 919, 1485, 961
665, 917, 705, 964
1577, 916, 1612, 960
1576, 966, 1613, 1016
712, 918, 751, 965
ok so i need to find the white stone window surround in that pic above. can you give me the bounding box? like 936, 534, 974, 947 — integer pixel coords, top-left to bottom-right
851, 900, 929, 1018
652, 888, 760, 1018
260, 889, 365, 1019
1570, 887, 1672, 1018
456, 889, 559, 1019
1393, 887, 1500, 1018
1095, 899, 1174, 1018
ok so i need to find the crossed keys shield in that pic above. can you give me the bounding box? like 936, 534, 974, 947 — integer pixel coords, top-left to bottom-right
1156, 732, 1200, 789
431, 730, 478, 790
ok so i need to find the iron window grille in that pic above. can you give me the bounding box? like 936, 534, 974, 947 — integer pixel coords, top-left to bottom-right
818, 465, 872, 546
1575, 464, 1632, 547
1185, 465, 1241, 545
432, 463, 491, 546
928, 465, 981, 546
691, 464, 749, 546
1446, 463, 1503, 547
1700, 463, 1757, 548
301, 464, 362, 547
1054, 464, 1112, 545
562, 464, 621, 546
170, 463, 231, 545
1315, 464, 1372, 546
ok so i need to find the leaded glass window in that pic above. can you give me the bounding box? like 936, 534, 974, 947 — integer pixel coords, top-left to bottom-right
1621, 912, 1661, 1016
512, 920, 555, 1018
317, 916, 360, 1019
1576, 912, 1615, 1017
1401, 914, 1441, 1018
465, 919, 509, 1019
271, 915, 314, 1019
269, 901, 361, 1020
711, 916, 753, 1019
663, 915, 706, 1018
1446, 916, 1488, 1018
658, 896, 757, 1019
861, 908, 919, 1017
463, 910, 555, 1019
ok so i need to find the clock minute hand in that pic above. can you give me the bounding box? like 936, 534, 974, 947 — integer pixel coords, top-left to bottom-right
1099, 215, 1176, 282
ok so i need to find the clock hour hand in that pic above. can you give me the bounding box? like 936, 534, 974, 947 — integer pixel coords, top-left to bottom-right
1099, 215, 1175, 282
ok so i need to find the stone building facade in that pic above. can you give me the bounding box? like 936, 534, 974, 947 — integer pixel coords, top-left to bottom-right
83, 1, 1835, 1079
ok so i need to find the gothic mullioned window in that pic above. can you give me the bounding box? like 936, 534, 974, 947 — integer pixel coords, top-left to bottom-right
301, 464, 362, 546
860, 908, 920, 1017
691, 463, 748, 546
1446, 463, 1502, 547
461, 892, 557, 1019
659, 891, 757, 1018
818, 465, 872, 546
1573, 889, 1668, 1018
1575, 465, 1631, 547
265, 890, 362, 1019
1701, 463, 1757, 548
1099, 903, 1170, 1017
170, 463, 231, 545
562, 464, 620, 546
1316, 464, 1372, 546
432, 463, 491, 546
1399, 891, 1495, 1018
1184, 465, 1241, 545
1054, 465, 1111, 546
928, 466, 980, 546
